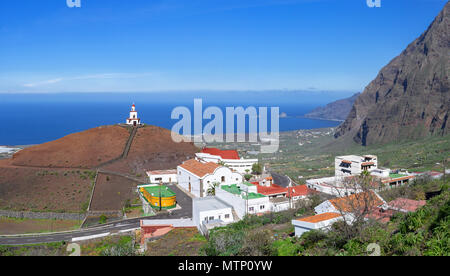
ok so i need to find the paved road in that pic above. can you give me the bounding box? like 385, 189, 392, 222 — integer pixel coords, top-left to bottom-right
270, 171, 291, 188
0, 183, 193, 246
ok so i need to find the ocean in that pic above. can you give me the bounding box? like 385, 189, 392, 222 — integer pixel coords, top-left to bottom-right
0, 91, 353, 145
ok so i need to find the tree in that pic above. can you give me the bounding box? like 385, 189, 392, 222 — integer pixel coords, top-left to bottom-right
207, 182, 220, 196
252, 163, 263, 175
329, 172, 385, 239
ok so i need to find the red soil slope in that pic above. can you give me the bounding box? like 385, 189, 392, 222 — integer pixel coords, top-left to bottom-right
0, 167, 93, 212
101, 125, 198, 175
11, 126, 130, 168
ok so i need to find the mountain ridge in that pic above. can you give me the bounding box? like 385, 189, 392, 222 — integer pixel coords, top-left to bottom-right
304, 93, 360, 121
334, 2, 450, 146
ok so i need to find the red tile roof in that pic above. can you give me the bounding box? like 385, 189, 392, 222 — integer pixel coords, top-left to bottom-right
329, 191, 385, 213
201, 147, 240, 160
256, 183, 287, 196
297, 212, 342, 223
286, 185, 317, 198
388, 198, 426, 212
178, 159, 220, 178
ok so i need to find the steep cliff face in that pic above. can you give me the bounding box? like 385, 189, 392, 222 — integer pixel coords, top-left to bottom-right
334, 2, 449, 146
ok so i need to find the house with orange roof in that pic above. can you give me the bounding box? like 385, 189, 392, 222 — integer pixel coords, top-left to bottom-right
177, 158, 243, 198
292, 212, 343, 237
314, 191, 387, 217
195, 147, 258, 174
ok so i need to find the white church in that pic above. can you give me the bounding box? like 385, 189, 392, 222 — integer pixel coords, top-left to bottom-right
126, 104, 142, 126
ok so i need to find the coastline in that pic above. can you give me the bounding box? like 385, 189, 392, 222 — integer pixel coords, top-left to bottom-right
300, 115, 345, 122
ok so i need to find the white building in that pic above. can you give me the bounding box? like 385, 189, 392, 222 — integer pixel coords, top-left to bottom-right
177, 159, 243, 198
292, 212, 343, 237
126, 104, 141, 126
306, 176, 362, 196
215, 183, 270, 219
193, 197, 235, 235
147, 170, 177, 184
196, 147, 258, 175
306, 154, 396, 196
335, 155, 378, 177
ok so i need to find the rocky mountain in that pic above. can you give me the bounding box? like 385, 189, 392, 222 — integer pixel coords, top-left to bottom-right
334, 2, 449, 146
304, 93, 360, 121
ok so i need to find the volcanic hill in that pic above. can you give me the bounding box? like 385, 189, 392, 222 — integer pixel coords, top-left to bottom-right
9, 125, 198, 175
334, 2, 449, 146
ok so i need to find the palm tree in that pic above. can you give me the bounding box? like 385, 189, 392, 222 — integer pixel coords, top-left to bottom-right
207, 182, 220, 196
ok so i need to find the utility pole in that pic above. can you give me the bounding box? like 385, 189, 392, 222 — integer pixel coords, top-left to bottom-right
159, 180, 162, 212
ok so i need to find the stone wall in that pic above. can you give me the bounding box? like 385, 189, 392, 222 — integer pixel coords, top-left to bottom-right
0, 210, 85, 221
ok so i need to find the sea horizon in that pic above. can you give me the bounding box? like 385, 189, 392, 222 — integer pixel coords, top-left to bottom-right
0, 91, 350, 146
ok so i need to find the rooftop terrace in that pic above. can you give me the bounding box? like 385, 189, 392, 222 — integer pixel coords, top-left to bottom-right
221, 184, 266, 200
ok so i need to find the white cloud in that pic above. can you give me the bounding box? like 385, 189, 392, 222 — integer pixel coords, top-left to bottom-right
22, 73, 154, 88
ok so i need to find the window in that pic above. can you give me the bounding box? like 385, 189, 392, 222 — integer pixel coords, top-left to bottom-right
225, 214, 230, 219
249, 207, 254, 212
221, 176, 225, 183
260, 205, 265, 210
209, 216, 214, 221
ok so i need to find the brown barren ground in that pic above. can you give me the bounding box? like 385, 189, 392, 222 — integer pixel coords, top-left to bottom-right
0, 124, 198, 213
0, 166, 93, 212
89, 173, 137, 211
0, 217, 80, 235
101, 125, 198, 175
11, 125, 130, 168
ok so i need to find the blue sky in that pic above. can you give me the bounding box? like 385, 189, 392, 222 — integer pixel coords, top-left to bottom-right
0, 0, 447, 93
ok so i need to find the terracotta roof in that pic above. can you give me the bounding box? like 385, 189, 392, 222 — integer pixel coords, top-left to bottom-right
256, 184, 287, 196
388, 198, 426, 212
361, 162, 375, 166
286, 185, 317, 198
147, 169, 177, 175
297, 212, 341, 223
382, 175, 414, 183
341, 160, 352, 164
329, 191, 384, 213
178, 159, 220, 178
201, 147, 240, 160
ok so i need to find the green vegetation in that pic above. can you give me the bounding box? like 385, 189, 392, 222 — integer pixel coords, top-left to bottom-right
0, 241, 67, 256
80, 235, 140, 256
98, 215, 107, 224
201, 209, 299, 256
252, 163, 263, 175
201, 177, 449, 256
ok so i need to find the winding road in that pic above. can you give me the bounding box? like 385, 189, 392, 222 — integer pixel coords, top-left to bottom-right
0, 183, 192, 246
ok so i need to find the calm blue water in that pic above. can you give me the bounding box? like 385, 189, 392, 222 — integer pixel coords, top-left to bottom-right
0, 91, 352, 145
